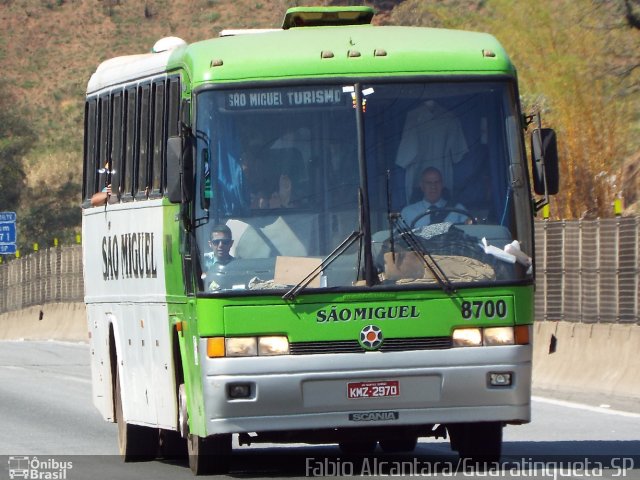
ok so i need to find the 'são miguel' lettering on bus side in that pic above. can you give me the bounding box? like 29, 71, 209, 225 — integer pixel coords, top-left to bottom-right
101, 232, 158, 281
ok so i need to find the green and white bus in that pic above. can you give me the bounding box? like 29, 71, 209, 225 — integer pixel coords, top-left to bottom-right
82, 6, 558, 475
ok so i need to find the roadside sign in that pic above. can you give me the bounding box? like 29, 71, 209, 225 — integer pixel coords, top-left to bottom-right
0, 211, 17, 255
0, 244, 17, 254
0, 212, 16, 222
0, 222, 16, 243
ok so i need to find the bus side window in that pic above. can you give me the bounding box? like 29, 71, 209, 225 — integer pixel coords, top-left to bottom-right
167, 77, 181, 137
98, 95, 110, 193
165, 77, 181, 195
151, 80, 166, 195
83, 98, 98, 203
110, 91, 124, 201
137, 84, 151, 199
123, 87, 137, 200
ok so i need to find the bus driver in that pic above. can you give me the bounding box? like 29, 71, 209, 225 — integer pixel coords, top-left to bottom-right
400, 166, 469, 228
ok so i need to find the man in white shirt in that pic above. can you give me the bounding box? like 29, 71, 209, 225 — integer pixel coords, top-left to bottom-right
400, 167, 469, 228
395, 100, 468, 203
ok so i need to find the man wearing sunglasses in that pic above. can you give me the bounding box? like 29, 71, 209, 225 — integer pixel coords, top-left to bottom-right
204, 224, 235, 269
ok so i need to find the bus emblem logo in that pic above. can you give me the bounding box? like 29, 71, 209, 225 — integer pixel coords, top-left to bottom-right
359, 325, 383, 351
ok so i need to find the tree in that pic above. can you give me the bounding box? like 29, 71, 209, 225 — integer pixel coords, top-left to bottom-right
19, 180, 82, 248
0, 84, 31, 212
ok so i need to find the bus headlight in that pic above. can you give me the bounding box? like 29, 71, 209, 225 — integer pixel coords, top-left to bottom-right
207, 336, 290, 357
452, 326, 529, 347
452, 328, 482, 347
483, 327, 515, 346
225, 337, 257, 357
258, 336, 289, 356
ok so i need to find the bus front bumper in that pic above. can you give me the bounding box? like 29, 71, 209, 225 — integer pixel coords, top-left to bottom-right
198, 342, 531, 435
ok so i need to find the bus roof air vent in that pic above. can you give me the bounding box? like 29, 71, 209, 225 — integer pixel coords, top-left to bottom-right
282, 6, 374, 30
152, 36, 187, 53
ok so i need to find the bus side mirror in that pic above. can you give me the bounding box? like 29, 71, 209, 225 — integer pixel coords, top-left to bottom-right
531, 128, 559, 195
166, 136, 194, 203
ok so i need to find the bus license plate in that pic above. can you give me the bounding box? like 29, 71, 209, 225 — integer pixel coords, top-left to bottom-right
347, 380, 399, 399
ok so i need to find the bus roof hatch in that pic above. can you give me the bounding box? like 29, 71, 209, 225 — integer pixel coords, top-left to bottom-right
282, 6, 374, 30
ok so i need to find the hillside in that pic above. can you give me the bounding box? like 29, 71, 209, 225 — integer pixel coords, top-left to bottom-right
0, 0, 638, 250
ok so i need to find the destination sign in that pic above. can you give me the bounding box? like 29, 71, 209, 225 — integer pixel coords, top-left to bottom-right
226, 88, 346, 110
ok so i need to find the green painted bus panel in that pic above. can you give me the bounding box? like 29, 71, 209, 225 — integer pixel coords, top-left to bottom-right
168, 26, 514, 86
512, 285, 534, 325
163, 200, 208, 435
162, 199, 186, 299
170, 299, 208, 437
194, 286, 533, 340
177, 317, 206, 437
222, 296, 514, 340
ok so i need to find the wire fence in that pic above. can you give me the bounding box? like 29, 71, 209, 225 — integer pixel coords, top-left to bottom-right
0, 217, 638, 324
0, 245, 84, 313
535, 216, 639, 324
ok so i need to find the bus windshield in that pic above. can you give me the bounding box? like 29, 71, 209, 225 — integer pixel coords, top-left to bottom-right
194, 81, 533, 294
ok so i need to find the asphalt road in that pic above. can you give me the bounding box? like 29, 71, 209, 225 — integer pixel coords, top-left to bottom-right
1, 341, 638, 479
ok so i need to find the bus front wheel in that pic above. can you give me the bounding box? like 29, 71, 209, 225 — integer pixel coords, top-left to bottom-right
447, 422, 502, 463
379, 436, 418, 453
115, 367, 159, 461
187, 433, 232, 475
180, 383, 231, 475
338, 440, 378, 455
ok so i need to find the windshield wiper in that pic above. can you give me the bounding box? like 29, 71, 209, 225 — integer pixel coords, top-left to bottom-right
282, 230, 363, 301
390, 213, 455, 294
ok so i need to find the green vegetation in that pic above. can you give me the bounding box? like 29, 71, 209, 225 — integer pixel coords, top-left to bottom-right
0, 0, 638, 253
0, 85, 31, 214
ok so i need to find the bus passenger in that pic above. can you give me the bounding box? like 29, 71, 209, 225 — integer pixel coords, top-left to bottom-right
204, 224, 235, 268
242, 146, 301, 209
268, 173, 294, 208
400, 167, 469, 228
90, 184, 111, 207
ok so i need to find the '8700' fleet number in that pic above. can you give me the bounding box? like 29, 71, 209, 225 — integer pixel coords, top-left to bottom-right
460, 299, 508, 319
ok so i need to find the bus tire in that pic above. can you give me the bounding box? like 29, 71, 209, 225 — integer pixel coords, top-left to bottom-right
379, 436, 418, 453
115, 367, 159, 461
159, 429, 187, 460
338, 440, 377, 455
180, 383, 231, 474
447, 422, 502, 464
187, 433, 231, 475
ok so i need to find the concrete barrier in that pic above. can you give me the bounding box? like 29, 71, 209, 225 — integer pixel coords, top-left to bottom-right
0, 302, 87, 342
533, 321, 640, 399
1, 303, 638, 401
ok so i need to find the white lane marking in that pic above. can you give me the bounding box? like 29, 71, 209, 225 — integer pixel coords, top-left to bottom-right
533, 395, 640, 418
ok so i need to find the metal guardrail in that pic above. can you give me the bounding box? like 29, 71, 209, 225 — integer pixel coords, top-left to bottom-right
0, 217, 638, 324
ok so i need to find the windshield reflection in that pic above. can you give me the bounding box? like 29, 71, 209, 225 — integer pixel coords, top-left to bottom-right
193, 82, 533, 295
